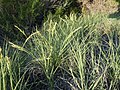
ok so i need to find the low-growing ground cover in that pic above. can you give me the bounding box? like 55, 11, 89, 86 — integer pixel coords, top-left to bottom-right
1, 13, 118, 90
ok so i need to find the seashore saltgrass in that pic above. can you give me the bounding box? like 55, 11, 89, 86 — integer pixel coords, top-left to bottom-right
9, 13, 120, 90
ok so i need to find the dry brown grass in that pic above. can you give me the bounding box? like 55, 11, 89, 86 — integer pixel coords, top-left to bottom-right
78, 0, 119, 14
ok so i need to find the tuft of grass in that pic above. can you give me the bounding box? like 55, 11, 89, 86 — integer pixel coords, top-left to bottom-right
9, 13, 120, 90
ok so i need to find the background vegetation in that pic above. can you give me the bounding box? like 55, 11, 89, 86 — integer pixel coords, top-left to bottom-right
0, 0, 81, 41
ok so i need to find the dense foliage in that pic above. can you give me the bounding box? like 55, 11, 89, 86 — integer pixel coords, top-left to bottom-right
0, 0, 120, 90
0, 0, 82, 41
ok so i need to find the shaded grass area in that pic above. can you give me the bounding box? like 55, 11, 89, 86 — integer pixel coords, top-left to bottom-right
1, 14, 119, 90
0, 0, 82, 42
109, 11, 120, 19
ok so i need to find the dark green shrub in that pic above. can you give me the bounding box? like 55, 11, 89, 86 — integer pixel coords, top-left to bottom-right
0, 0, 82, 42
0, 0, 44, 41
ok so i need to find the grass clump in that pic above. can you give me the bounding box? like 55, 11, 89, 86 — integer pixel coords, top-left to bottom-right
7, 13, 120, 90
